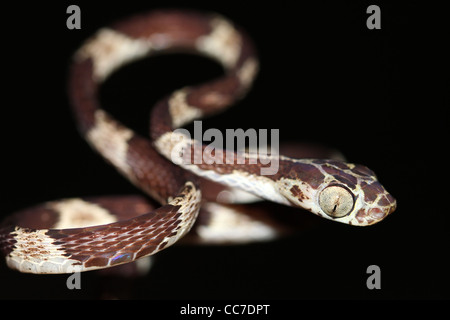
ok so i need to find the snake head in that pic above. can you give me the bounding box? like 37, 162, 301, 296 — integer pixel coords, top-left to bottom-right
278, 159, 397, 226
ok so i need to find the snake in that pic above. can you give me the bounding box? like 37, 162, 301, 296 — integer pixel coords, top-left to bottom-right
0, 10, 396, 274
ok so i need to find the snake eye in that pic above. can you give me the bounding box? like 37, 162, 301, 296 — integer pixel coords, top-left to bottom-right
319, 185, 354, 218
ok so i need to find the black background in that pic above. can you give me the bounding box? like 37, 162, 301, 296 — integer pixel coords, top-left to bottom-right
0, 1, 448, 300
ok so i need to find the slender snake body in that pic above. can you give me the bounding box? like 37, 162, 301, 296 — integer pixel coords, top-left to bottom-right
0, 10, 396, 274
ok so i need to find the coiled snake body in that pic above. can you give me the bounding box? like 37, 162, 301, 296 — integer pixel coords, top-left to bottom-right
0, 10, 396, 274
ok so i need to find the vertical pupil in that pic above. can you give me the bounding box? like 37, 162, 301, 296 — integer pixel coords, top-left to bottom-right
319, 185, 355, 218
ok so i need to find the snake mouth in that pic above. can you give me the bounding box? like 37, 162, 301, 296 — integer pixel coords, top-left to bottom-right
354, 200, 396, 225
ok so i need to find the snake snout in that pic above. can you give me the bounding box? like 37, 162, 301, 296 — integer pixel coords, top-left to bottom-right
381, 191, 397, 216
386, 197, 397, 216
360, 195, 396, 225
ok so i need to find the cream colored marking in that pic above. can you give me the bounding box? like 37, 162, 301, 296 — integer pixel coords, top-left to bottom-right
6, 228, 81, 274
135, 256, 154, 276
197, 203, 277, 243
196, 17, 242, 69
154, 131, 192, 166
169, 89, 203, 128
183, 163, 288, 205
50, 198, 117, 229
87, 110, 134, 179
278, 177, 317, 210
237, 58, 259, 89
75, 28, 153, 81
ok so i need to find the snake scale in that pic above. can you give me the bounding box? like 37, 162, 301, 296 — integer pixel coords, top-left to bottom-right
0, 10, 396, 274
